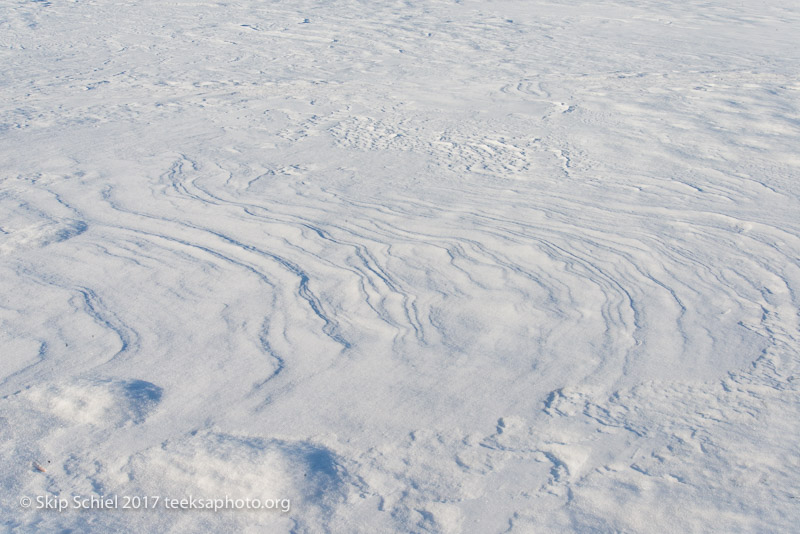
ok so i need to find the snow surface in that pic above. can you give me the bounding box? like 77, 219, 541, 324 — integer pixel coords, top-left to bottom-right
1, 0, 799, 531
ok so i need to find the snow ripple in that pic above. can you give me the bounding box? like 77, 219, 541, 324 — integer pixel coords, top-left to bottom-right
2, 0, 799, 531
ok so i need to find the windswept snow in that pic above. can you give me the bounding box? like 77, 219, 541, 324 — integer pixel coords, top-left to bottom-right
2, 0, 800, 532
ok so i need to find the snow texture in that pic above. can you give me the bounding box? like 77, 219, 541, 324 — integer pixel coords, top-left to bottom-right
1, 0, 799, 532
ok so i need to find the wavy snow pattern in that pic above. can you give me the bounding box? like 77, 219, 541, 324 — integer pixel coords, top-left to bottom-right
1, 0, 799, 532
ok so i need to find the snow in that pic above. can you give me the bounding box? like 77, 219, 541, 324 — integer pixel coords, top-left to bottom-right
1, 0, 799, 531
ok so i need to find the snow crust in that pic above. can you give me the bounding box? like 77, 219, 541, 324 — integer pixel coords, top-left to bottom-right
2, 0, 799, 531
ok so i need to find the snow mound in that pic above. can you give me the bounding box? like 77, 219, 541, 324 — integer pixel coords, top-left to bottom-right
116, 430, 352, 531
0, 219, 86, 255
22, 378, 161, 427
